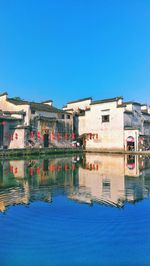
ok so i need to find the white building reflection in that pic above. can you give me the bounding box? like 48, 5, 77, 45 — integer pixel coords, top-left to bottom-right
0, 154, 150, 212
69, 154, 150, 207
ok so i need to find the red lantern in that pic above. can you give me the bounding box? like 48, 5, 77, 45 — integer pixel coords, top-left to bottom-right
42, 162, 44, 170
57, 133, 61, 141
51, 164, 55, 172
36, 167, 40, 174
71, 164, 75, 171
10, 134, 13, 141
10, 165, 13, 173
29, 167, 34, 175
51, 132, 55, 141
37, 131, 41, 139
15, 167, 18, 174
72, 133, 75, 140
15, 133, 18, 140
30, 131, 34, 138
2, 121, 7, 126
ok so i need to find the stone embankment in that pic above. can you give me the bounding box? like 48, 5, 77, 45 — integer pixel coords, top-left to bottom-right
0, 147, 83, 158
85, 149, 150, 155
1, 147, 150, 159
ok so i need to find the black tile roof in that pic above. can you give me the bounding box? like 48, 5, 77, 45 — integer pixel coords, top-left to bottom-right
0, 92, 8, 97
67, 97, 92, 104
117, 103, 127, 108
91, 96, 123, 105
37, 116, 57, 122
124, 110, 133, 114
7, 98, 65, 114
124, 126, 139, 130
41, 100, 53, 103
0, 115, 22, 121
142, 111, 150, 116
123, 101, 141, 106
3, 110, 26, 115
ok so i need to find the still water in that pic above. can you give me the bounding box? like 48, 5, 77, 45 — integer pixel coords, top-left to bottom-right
0, 154, 150, 266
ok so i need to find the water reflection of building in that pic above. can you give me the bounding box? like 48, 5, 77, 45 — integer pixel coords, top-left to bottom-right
1, 154, 150, 212
0, 182, 29, 212
69, 154, 125, 207
0, 156, 79, 212
69, 154, 150, 207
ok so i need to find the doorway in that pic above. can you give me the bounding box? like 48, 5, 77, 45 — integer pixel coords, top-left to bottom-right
44, 134, 49, 148
127, 136, 135, 151
0, 125, 3, 148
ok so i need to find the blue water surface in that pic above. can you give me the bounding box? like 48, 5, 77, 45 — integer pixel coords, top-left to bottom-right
0, 155, 150, 266
0, 197, 150, 266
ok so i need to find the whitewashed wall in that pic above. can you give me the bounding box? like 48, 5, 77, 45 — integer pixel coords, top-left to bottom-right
84, 101, 124, 150
0, 94, 30, 125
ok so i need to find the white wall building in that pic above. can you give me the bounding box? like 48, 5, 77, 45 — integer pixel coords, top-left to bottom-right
0, 92, 73, 149
63, 96, 150, 151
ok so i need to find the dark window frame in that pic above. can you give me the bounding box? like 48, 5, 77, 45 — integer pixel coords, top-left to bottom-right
102, 115, 110, 123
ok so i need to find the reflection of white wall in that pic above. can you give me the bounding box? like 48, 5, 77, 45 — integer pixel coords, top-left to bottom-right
77, 154, 125, 206
73, 154, 149, 206
124, 155, 140, 177
0, 181, 29, 212
10, 160, 25, 178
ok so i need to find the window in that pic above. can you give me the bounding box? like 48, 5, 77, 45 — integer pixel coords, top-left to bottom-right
102, 179, 110, 197
102, 180, 110, 191
62, 114, 65, 119
102, 115, 109, 123
67, 114, 70, 119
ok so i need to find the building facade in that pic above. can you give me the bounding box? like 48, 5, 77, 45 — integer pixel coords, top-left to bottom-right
0, 92, 73, 149
63, 96, 150, 151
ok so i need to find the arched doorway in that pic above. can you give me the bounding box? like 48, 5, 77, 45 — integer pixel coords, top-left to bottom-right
127, 136, 135, 151
127, 155, 135, 169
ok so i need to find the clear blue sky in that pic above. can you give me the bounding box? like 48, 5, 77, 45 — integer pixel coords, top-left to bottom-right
0, 0, 150, 107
